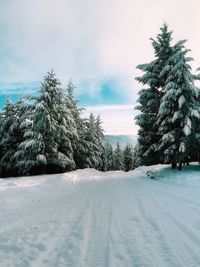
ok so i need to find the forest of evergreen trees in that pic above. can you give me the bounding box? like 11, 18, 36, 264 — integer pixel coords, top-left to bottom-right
134, 24, 200, 170
1, 23, 199, 176
0, 71, 134, 177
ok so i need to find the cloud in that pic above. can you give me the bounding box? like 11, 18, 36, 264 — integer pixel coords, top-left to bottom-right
0, 78, 130, 108
83, 104, 139, 135
0, 0, 200, 101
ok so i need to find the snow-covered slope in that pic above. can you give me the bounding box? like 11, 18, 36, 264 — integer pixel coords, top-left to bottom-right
1, 165, 200, 267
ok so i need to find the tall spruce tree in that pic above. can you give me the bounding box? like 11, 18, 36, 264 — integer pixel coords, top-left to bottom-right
135, 24, 173, 166
95, 115, 105, 170
76, 114, 99, 169
15, 71, 76, 175
103, 142, 114, 171
66, 80, 83, 129
123, 144, 134, 171
66, 81, 82, 148
113, 142, 124, 170
0, 99, 26, 176
156, 40, 200, 170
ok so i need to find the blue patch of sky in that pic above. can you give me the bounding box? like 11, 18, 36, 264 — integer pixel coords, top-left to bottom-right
0, 79, 130, 109
0, 81, 40, 109
77, 79, 129, 107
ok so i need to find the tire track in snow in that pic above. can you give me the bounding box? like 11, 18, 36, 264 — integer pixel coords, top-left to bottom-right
149, 194, 200, 267
42, 183, 95, 267
135, 196, 178, 266
141, 180, 200, 267
107, 180, 143, 267
1, 169, 200, 266
125, 177, 197, 267
80, 181, 113, 267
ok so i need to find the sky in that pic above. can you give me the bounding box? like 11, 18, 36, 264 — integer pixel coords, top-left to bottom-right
0, 0, 200, 135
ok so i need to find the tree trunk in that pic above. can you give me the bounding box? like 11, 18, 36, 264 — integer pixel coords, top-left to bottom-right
178, 162, 182, 171
172, 162, 177, 169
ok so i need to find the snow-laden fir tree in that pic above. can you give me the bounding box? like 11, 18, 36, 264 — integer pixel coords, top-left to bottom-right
52, 79, 84, 172
15, 71, 76, 175
135, 24, 174, 167
156, 40, 200, 170
66, 80, 83, 130
95, 115, 106, 170
192, 67, 200, 163
65, 80, 83, 161
76, 114, 100, 169
123, 144, 134, 171
14, 103, 46, 176
0, 109, 3, 173
103, 142, 114, 171
0, 99, 26, 177
66, 80, 88, 168
113, 142, 124, 170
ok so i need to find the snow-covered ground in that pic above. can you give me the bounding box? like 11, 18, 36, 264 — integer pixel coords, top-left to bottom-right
1, 165, 200, 267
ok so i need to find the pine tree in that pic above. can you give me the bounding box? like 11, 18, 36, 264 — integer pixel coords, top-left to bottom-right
0, 73, 110, 176
76, 114, 99, 169
0, 99, 26, 176
0, 110, 3, 176
95, 115, 105, 170
113, 142, 124, 170
103, 142, 114, 171
65, 81, 82, 148
15, 71, 76, 175
135, 24, 174, 166
14, 105, 46, 176
123, 144, 134, 171
56, 88, 76, 172
75, 113, 105, 170
132, 143, 140, 168
66, 80, 83, 129
156, 41, 200, 170
194, 71, 200, 163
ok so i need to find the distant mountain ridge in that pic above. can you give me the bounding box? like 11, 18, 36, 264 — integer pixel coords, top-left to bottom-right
105, 135, 137, 148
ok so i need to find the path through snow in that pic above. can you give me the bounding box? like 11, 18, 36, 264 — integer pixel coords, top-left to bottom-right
1, 165, 200, 266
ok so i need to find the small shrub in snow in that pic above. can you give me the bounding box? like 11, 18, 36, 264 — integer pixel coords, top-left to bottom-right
146, 170, 160, 180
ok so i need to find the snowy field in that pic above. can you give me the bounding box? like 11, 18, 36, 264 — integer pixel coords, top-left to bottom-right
1, 165, 200, 267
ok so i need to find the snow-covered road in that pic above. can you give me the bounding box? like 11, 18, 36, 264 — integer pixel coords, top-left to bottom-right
1, 166, 200, 267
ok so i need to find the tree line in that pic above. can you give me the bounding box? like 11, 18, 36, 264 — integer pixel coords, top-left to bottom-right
134, 24, 200, 170
0, 71, 134, 177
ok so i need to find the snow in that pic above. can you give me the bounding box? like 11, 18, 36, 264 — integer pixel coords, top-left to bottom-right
178, 95, 186, 109
1, 165, 200, 266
